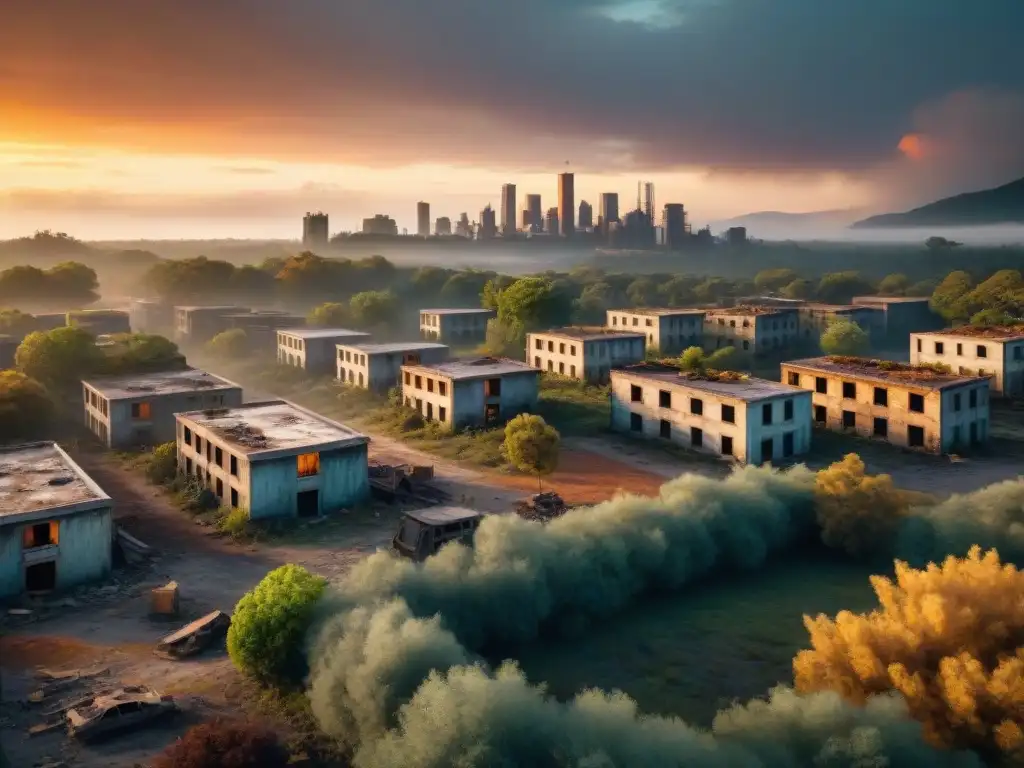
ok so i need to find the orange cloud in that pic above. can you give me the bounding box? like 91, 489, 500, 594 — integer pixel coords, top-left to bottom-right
897, 133, 932, 161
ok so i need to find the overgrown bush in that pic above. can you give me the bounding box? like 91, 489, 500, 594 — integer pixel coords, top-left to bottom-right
794, 546, 1024, 760
218, 506, 250, 538
227, 564, 327, 686
205, 328, 248, 359
151, 718, 290, 768
0, 370, 53, 441
145, 441, 178, 485
813, 453, 910, 557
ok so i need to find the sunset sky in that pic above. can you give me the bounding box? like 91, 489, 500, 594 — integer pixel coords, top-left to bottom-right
2, 0, 1023, 239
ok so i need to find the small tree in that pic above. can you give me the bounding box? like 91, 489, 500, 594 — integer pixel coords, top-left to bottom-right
151, 718, 290, 768
105, 333, 186, 374
502, 413, 561, 492
679, 345, 736, 373
227, 564, 327, 686
145, 442, 178, 485
349, 289, 399, 330
0, 371, 53, 441
15, 326, 103, 390
205, 328, 248, 359
819, 320, 869, 356
307, 301, 351, 327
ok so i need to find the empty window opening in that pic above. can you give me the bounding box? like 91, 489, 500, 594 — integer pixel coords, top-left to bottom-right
660, 420, 671, 439
909, 393, 925, 413
908, 425, 925, 448
659, 390, 671, 409
484, 378, 502, 397
782, 432, 794, 458
814, 405, 826, 423
721, 404, 735, 424
631, 385, 643, 403
842, 381, 856, 399
630, 413, 642, 432
842, 410, 856, 429
690, 427, 703, 447
873, 417, 888, 438
131, 402, 152, 419
873, 387, 888, 407
297, 452, 320, 477
230, 488, 239, 508
690, 398, 703, 416
784, 399, 794, 421
25, 561, 57, 593
23, 521, 59, 549
721, 435, 733, 456
297, 489, 319, 518
815, 377, 827, 394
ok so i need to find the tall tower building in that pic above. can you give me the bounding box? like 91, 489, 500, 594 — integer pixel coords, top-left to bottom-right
643, 182, 656, 224
435, 216, 452, 236
302, 211, 329, 247
599, 193, 619, 228
416, 202, 431, 237
662, 203, 687, 249
500, 184, 517, 235
479, 205, 497, 239
578, 200, 593, 230
525, 194, 543, 233
558, 172, 575, 237
545, 207, 560, 235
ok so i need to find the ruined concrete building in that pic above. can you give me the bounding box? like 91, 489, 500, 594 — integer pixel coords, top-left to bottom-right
418, 308, 495, 344
337, 341, 450, 392
611, 363, 812, 464
0, 442, 113, 597
527, 327, 646, 383
82, 368, 243, 448
781, 356, 991, 454
607, 308, 706, 354
277, 328, 371, 375
911, 324, 1024, 398
175, 400, 370, 519
704, 306, 800, 355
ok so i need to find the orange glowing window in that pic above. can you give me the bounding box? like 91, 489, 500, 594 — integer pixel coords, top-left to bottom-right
297, 452, 320, 478
23, 521, 59, 549
131, 402, 152, 419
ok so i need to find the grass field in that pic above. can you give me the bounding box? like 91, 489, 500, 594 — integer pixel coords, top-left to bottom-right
510, 555, 882, 726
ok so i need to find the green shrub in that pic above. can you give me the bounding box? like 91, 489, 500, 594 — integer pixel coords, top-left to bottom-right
145, 442, 178, 485
227, 564, 327, 686
218, 506, 250, 538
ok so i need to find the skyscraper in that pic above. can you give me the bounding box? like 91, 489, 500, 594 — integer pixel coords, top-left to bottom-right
643, 182, 656, 224
662, 203, 687, 249
456, 213, 472, 237
435, 216, 452, 235
558, 172, 575, 237
525, 194, 542, 233
479, 205, 497, 239
302, 211, 329, 247
578, 200, 593, 230
545, 207, 560, 235
599, 193, 619, 229
500, 184, 517, 235
416, 202, 430, 237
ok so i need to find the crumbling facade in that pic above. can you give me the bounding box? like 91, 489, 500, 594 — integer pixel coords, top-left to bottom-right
175, 400, 370, 519
277, 328, 371, 375
337, 342, 450, 391
606, 309, 706, 354
610, 363, 812, 464
910, 325, 1024, 398
418, 309, 495, 344
527, 328, 646, 383
704, 307, 800, 355
781, 356, 991, 454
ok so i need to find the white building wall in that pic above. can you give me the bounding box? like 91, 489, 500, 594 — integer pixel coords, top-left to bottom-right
527, 333, 645, 383
401, 368, 539, 429
606, 311, 705, 353
911, 333, 1024, 397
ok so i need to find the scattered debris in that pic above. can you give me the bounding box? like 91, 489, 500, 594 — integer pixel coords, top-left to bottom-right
116, 527, 152, 564
67, 686, 177, 740
36, 666, 108, 683
155, 610, 231, 659
515, 491, 570, 522
150, 581, 180, 617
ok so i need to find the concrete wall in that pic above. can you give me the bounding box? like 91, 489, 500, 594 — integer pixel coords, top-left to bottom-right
129, 301, 174, 334
911, 333, 1024, 397
939, 383, 992, 450
610, 373, 811, 465
419, 311, 494, 343
705, 311, 800, 354
402, 369, 539, 429
0, 507, 113, 599
797, 307, 885, 341
782, 364, 990, 454
84, 382, 242, 449
338, 346, 450, 391
279, 334, 367, 375
178, 420, 369, 519
526, 333, 645, 383
175, 309, 240, 344
606, 311, 705, 353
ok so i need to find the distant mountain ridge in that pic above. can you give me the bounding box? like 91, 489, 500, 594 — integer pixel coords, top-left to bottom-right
852, 176, 1024, 229
712, 209, 865, 230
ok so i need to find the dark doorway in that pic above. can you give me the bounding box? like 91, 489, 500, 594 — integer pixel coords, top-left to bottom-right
908, 425, 925, 448
761, 438, 774, 463
297, 489, 319, 518
782, 432, 794, 457
484, 404, 500, 425
26, 561, 57, 593
659, 420, 671, 439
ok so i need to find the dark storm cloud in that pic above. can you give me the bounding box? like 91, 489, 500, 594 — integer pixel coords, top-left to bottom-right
2, 0, 1023, 175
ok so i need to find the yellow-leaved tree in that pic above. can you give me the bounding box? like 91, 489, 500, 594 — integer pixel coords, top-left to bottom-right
793, 546, 1024, 760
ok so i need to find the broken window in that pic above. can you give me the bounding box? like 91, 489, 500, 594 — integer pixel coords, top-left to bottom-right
762, 403, 772, 425
908, 393, 924, 413
215, 447, 223, 467
814, 405, 826, 423
691, 427, 703, 447
721, 436, 733, 456
721, 404, 735, 423
977, 345, 987, 358
842, 381, 856, 399
439, 381, 447, 397
815, 377, 827, 394
297, 452, 320, 478
842, 410, 856, 429
131, 401, 152, 419
658, 390, 671, 408
630, 385, 643, 403
935, 342, 944, 354
908, 425, 925, 447
784, 399, 794, 421
873, 387, 888, 407
484, 378, 501, 397
969, 388, 977, 408
183, 427, 192, 446
230, 455, 238, 477
23, 521, 59, 549
427, 379, 435, 393
873, 417, 888, 438
953, 393, 962, 412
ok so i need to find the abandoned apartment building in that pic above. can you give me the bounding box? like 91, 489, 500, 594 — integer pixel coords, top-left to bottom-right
606, 308, 706, 354
796, 303, 886, 339
82, 368, 243, 449
850, 295, 941, 337
704, 306, 800, 354
337, 341, 450, 391
223, 310, 307, 349
0, 442, 113, 598
400, 357, 540, 429
67, 308, 131, 336
174, 305, 251, 344
277, 328, 372, 375
129, 298, 174, 335
175, 400, 370, 519
418, 308, 496, 344
526, 327, 646, 383
610, 363, 812, 464
910, 324, 1024, 398
781, 356, 991, 454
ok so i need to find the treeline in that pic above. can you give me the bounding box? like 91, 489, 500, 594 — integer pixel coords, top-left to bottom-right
929, 269, 1024, 325
0, 261, 99, 307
